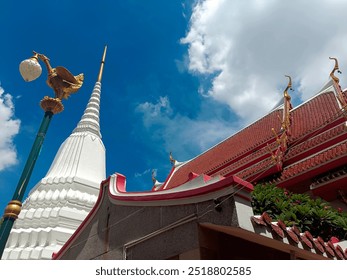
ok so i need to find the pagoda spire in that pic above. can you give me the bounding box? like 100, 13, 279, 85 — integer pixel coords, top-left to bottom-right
41, 47, 107, 185
98, 45, 107, 83
72, 46, 107, 138
2, 47, 108, 259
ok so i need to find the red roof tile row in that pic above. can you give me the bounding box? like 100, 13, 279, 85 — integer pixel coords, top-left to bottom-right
310, 167, 347, 201
217, 142, 278, 177
277, 140, 347, 183
285, 124, 346, 162
312, 166, 347, 186
289, 92, 342, 142
251, 212, 347, 259
236, 157, 275, 181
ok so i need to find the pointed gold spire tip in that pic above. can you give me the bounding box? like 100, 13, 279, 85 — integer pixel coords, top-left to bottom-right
97, 45, 108, 82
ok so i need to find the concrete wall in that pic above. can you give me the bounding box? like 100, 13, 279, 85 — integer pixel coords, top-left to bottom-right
60, 193, 242, 260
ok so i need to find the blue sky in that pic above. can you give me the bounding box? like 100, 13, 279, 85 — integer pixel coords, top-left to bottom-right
1, 0, 347, 215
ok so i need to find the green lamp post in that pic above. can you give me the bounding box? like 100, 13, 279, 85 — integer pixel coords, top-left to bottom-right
0, 52, 84, 258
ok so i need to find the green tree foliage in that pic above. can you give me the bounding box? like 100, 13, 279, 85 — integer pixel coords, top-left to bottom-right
251, 184, 347, 241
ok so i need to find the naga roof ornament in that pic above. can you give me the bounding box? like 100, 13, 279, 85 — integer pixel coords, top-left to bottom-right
282, 75, 293, 133
329, 57, 347, 112
269, 75, 293, 170
169, 151, 176, 166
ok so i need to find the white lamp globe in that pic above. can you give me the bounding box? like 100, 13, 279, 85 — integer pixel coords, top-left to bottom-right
19, 57, 42, 82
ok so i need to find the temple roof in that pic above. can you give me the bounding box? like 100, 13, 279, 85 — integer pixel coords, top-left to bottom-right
158, 86, 347, 201
163, 107, 283, 189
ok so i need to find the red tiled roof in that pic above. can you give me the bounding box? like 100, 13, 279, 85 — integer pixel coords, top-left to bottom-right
285, 124, 346, 165
289, 91, 342, 141
251, 212, 347, 260
277, 140, 347, 189
219, 141, 278, 177
164, 90, 346, 191
165, 109, 283, 189
235, 157, 276, 181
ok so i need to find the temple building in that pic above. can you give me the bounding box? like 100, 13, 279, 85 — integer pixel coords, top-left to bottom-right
53, 58, 347, 260
2, 47, 108, 260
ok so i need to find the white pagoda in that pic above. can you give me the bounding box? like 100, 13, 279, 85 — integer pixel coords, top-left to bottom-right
2, 47, 107, 260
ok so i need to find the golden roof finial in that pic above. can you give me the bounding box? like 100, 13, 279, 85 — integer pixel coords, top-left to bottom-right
329, 57, 347, 111
151, 169, 157, 184
284, 75, 293, 99
97, 45, 107, 83
169, 151, 175, 165
282, 75, 293, 131
329, 57, 342, 83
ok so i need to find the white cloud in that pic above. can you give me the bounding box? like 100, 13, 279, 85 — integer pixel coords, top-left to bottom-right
0, 85, 20, 171
135, 0, 347, 167
137, 96, 173, 125
136, 96, 235, 160
134, 168, 152, 178
182, 0, 347, 124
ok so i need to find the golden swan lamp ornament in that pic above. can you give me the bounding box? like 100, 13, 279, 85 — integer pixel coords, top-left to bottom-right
19, 51, 84, 113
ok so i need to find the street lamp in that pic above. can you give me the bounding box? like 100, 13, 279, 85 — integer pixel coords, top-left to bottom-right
0, 51, 84, 258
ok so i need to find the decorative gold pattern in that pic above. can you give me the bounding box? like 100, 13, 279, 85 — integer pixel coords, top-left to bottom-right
40, 96, 64, 114
31, 53, 40, 64
272, 128, 281, 145
4, 200, 22, 219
